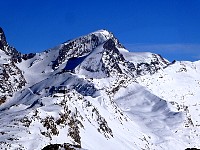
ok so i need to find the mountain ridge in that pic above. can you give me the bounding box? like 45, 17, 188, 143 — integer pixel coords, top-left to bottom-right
0, 27, 199, 150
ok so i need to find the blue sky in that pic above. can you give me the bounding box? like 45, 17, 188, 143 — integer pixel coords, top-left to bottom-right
0, 0, 200, 61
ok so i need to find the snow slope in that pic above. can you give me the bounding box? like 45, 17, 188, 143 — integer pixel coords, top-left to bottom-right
137, 60, 200, 148
0, 28, 199, 150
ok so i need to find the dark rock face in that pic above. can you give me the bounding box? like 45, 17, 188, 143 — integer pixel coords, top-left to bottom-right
0, 27, 7, 50
52, 34, 101, 69
135, 54, 169, 76
42, 143, 81, 150
103, 39, 116, 50
0, 62, 26, 102
22, 53, 36, 60
0, 27, 3, 33
102, 39, 136, 77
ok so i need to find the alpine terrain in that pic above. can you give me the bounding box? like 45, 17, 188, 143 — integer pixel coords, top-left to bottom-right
0, 27, 200, 150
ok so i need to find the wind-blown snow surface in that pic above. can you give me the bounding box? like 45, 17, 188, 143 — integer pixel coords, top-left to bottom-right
0, 29, 199, 149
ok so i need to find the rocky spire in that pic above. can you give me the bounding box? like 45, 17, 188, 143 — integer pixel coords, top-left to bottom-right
0, 27, 23, 62
0, 27, 8, 50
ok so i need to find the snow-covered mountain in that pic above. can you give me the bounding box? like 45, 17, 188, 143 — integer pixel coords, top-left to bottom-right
0, 27, 199, 150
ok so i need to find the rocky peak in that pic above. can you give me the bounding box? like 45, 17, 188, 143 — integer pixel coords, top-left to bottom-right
70, 38, 136, 79
0, 27, 7, 50
54, 31, 167, 79
0, 27, 26, 104
52, 29, 124, 69
0, 27, 21, 62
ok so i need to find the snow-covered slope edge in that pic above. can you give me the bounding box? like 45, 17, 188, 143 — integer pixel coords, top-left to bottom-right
137, 60, 200, 148
0, 28, 199, 149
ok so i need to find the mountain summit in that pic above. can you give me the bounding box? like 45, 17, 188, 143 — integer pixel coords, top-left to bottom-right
0, 28, 200, 150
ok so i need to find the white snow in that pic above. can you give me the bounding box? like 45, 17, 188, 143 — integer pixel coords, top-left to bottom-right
0, 30, 199, 150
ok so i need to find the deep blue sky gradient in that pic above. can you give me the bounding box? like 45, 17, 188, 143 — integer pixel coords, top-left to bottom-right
0, 0, 200, 61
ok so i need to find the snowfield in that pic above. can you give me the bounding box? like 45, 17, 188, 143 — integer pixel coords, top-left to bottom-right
0, 28, 200, 149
